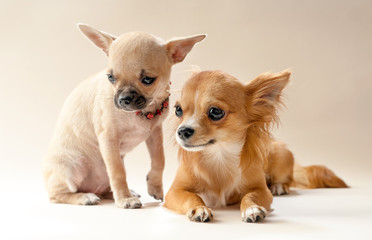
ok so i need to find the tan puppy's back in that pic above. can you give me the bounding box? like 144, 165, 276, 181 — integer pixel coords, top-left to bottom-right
44, 71, 110, 203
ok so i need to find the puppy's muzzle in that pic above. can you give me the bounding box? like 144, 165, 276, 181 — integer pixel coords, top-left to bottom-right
115, 89, 147, 111
176, 126, 216, 151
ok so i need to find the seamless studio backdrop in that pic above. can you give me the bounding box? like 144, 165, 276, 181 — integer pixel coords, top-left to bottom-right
0, 0, 371, 239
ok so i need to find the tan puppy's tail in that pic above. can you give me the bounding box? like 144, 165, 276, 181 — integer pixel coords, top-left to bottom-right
292, 163, 348, 189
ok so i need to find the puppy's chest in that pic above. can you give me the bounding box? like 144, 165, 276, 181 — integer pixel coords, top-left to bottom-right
116, 114, 163, 153
197, 143, 244, 207
119, 129, 149, 153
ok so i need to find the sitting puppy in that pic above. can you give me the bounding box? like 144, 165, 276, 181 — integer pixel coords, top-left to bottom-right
164, 70, 347, 222
43, 23, 205, 208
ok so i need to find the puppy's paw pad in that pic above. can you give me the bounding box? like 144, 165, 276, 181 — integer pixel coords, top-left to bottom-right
241, 206, 267, 223
270, 183, 289, 196
82, 193, 101, 205
187, 206, 213, 222
116, 197, 142, 209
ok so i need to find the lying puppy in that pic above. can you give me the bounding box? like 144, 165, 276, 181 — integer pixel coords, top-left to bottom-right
43, 23, 205, 208
164, 70, 347, 222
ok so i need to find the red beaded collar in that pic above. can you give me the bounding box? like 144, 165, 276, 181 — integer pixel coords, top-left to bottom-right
135, 96, 169, 120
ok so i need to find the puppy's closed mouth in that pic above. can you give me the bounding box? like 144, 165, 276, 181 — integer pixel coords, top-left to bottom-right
183, 139, 216, 148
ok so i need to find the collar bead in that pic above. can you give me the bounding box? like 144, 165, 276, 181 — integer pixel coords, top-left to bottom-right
135, 97, 169, 120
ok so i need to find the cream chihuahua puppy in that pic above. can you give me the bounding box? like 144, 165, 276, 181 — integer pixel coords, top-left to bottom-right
43, 24, 205, 208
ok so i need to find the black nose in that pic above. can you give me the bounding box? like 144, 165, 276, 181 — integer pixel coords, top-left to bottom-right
119, 91, 137, 107
119, 96, 132, 106
177, 127, 194, 140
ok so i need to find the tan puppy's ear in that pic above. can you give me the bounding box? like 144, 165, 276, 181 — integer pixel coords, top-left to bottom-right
246, 70, 291, 124
166, 34, 206, 64
77, 23, 116, 55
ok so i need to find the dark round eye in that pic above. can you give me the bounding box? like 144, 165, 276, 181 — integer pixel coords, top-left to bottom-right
107, 73, 116, 84
208, 107, 225, 121
142, 76, 156, 85
175, 105, 183, 117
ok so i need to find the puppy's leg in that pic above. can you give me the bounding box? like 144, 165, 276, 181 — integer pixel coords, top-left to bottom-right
45, 159, 100, 205
266, 141, 294, 195
240, 186, 273, 223
241, 163, 273, 223
98, 134, 142, 209
164, 166, 213, 222
101, 190, 140, 200
51, 191, 101, 205
145, 126, 165, 201
165, 187, 213, 222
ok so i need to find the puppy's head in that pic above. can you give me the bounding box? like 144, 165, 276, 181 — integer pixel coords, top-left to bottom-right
174, 70, 291, 152
78, 23, 206, 112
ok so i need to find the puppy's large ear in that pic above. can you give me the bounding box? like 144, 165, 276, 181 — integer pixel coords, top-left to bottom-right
245, 70, 291, 124
78, 23, 116, 56
166, 34, 206, 64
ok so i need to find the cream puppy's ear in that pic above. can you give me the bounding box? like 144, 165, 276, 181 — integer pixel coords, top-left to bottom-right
77, 23, 116, 55
166, 34, 206, 64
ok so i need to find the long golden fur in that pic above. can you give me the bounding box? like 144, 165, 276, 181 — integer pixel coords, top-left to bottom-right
164, 70, 347, 222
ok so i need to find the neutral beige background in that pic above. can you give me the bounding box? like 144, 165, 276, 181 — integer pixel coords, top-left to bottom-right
0, 0, 371, 239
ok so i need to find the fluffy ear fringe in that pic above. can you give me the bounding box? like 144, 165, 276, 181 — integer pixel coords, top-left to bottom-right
246, 70, 291, 129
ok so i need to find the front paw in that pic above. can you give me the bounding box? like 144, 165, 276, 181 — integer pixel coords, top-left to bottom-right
115, 196, 142, 209
187, 206, 213, 222
146, 173, 164, 201
241, 205, 267, 223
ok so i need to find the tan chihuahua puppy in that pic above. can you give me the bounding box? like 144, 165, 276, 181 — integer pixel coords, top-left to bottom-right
164, 70, 347, 222
43, 23, 205, 208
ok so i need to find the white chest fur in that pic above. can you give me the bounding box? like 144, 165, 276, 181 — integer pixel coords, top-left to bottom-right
198, 140, 244, 208
115, 109, 167, 154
